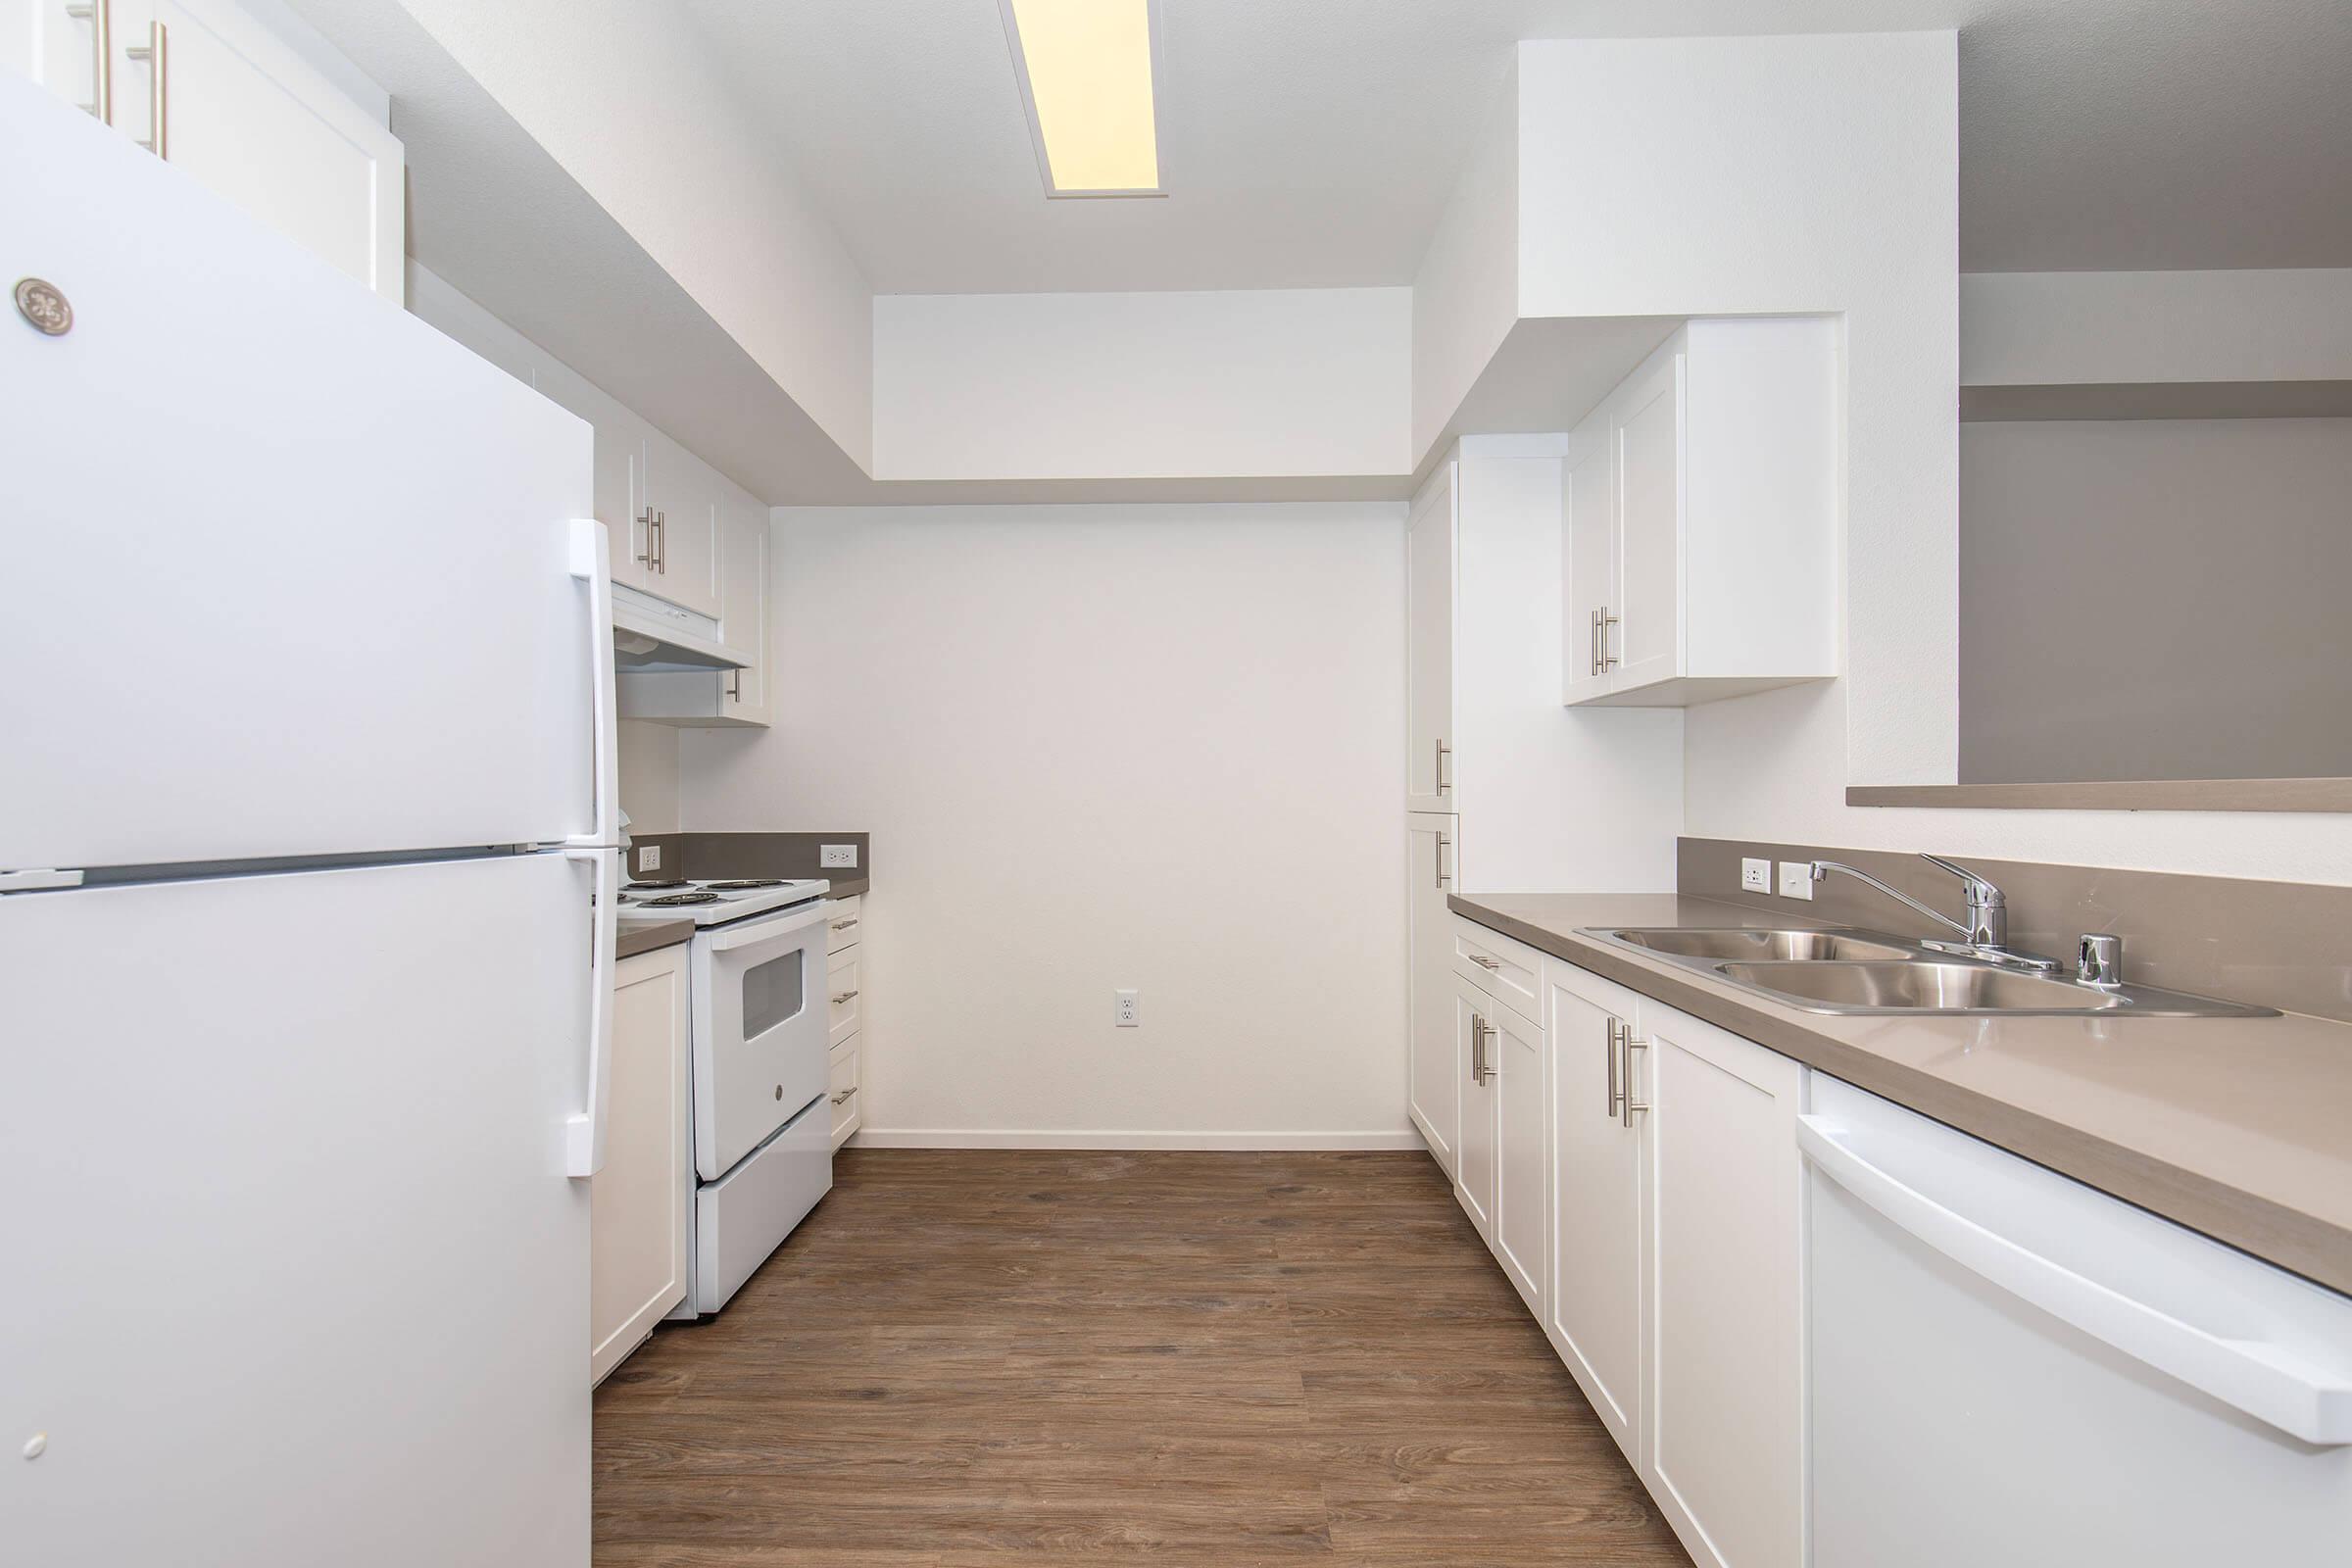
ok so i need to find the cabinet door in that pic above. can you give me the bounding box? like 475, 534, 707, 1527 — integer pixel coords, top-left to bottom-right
599, 423, 652, 594
1560, 401, 1616, 705
716, 489, 771, 723
1489, 999, 1546, 1315
1612, 348, 1685, 693
1545, 962, 1644, 1456
1451, 973, 1496, 1239
116, 0, 405, 302
1642, 1002, 1803, 1568
8, 0, 108, 117
590, 946, 690, 1384
642, 435, 721, 617
1405, 813, 1459, 1177
1405, 459, 1456, 812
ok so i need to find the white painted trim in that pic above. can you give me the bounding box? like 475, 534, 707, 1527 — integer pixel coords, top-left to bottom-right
849, 1128, 1428, 1152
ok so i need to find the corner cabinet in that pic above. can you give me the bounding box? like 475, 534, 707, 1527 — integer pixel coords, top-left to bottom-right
1405, 460, 1458, 814
1436, 913, 1807, 1568
590, 943, 690, 1384
1405, 813, 1459, 1175
5, 0, 404, 302
1563, 317, 1839, 709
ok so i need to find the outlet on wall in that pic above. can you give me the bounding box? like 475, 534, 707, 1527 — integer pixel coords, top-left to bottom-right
1778, 860, 1816, 901
820, 844, 858, 868
1740, 857, 1772, 894
637, 844, 662, 873
1114, 989, 1140, 1027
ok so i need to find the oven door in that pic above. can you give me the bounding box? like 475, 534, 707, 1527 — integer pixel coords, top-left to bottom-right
691, 903, 830, 1181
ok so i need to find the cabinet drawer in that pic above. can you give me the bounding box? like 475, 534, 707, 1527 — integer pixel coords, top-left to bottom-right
825, 896, 863, 955
1451, 916, 1544, 1027
827, 948, 861, 1050
828, 1037, 861, 1150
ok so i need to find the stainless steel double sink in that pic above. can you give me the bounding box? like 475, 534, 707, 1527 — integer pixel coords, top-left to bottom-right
1578, 926, 2275, 1017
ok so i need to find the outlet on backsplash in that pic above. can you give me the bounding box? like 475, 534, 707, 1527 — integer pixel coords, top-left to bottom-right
820, 844, 858, 868
637, 844, 662, 874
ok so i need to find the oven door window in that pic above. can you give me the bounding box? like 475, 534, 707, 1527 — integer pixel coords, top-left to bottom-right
741, 948, 807, 1038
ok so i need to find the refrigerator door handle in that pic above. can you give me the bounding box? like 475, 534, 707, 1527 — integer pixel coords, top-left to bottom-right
564, 843, 617, 1178
564, 518, 619, 853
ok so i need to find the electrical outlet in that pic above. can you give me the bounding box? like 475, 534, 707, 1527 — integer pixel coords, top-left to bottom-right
1740, 857, 1772, 894
1778, 860, 1816, 901
637, 844, 662, 873
820, 843, 858, 869
1114, 989, 1140, 1028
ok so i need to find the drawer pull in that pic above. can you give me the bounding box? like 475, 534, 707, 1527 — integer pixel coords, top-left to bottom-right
831, 989, 860, 1004
830, 1086, 858, 1106
1469, 955, 1500, 970
830, 918, 858, 932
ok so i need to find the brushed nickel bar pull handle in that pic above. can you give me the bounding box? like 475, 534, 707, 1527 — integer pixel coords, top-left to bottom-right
635, 508, 656, 565
66, 0, 109, 123
654, 511, 665, 573
1600, 607, 1620, 671
1591, 608, 1601, 677
1469, 954, 1499, 971
831, 989, 859, 1004
831, 1086, 858, 1106
1468, 1014, 1483, 1085
1605, 1017, 1622, 1119
1435, 832, 1451, 890
125, 20, 165, 156
1434, 738, 1450, 796
830, 918, 859, 933
1622, 1034, 1649, 1127
726, 668, 740, 702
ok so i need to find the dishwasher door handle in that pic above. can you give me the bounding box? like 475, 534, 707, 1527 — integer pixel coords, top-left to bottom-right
1797, 1113, 2352, 1446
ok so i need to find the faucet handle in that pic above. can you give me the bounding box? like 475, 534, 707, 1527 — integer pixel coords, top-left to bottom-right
1919, 852, 2002, 906
2078, 933, 2125, 988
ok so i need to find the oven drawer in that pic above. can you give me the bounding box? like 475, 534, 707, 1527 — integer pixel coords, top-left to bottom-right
691, 1093, 831, 1314
828, 947, 861, 1051
826, 896, 862, 955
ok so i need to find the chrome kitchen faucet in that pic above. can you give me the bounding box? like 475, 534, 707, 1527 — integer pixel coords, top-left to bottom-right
1809, 854, 2062, 975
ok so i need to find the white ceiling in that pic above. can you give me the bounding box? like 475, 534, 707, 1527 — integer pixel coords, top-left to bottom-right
678, 0, 2352, 293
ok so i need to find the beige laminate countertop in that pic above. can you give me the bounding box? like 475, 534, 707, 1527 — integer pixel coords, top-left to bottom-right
615, 917, 695, 959
1451, 892, 2352, 1298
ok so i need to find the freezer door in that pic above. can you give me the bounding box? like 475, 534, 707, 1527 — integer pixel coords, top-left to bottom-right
0, 854, 594, 1566
0, 77, 599, 871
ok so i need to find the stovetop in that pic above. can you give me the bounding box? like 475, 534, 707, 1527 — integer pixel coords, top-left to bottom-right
613, 876, 828, 926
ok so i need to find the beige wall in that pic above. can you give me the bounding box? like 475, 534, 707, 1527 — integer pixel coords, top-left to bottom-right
679, 503, 1414, 1148
1961, 417, 2352, 785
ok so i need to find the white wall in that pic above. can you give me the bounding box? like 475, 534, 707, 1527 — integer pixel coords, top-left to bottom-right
1517, 32, 1960, 797
391, 0, 875, 468
679, 503, 1414, 1148
1411, 64, 1520, 465
1963, 269, 2352, 388
871, 288, 1410, 482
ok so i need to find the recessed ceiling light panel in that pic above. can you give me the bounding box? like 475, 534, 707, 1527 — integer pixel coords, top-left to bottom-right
999, 0, 1165, 199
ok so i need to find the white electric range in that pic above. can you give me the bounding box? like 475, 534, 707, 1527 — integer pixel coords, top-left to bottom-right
618, 877, 836, 1315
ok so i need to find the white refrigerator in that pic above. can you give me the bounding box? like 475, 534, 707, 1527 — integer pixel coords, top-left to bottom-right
1, 76, 615, 1565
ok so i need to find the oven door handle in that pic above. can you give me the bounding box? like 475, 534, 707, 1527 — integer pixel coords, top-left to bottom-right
707, 904, 827, 953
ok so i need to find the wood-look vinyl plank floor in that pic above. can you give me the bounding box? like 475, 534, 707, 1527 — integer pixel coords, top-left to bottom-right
595, 1149, 1690, 1565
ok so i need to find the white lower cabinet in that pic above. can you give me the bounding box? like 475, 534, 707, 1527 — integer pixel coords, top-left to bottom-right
1544, 960, 1647, 1457
589, 943, 690, 1384
1450, 938, 1547, 1318
1439, 920, 1809, 1568
1641, 1001, 1804, 1568
825, 895, 864, 1151
1405, 813, 1458, 1175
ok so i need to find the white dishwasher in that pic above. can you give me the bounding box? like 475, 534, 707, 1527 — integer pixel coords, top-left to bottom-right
1799, 1074, 2352, 1566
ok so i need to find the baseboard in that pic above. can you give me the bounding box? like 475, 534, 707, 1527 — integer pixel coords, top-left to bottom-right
848, 1128, 1428, 1152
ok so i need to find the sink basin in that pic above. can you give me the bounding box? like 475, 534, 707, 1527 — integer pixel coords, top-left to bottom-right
1711, 960, 2275, 1017
1603, 927, 1922, 963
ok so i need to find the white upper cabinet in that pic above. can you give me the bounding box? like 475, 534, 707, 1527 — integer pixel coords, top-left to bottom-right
1404, 459, 1457, 813
612, 484, 772, 729
639, 434, 721, 619
7, 0, 404, 303
1562, 318, 1839, 708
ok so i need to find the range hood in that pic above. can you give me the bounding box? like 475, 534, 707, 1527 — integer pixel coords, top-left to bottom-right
611, 584, 746, 671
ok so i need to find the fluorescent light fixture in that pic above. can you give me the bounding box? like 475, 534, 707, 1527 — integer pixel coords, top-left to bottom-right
999, 0, 1165, 198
